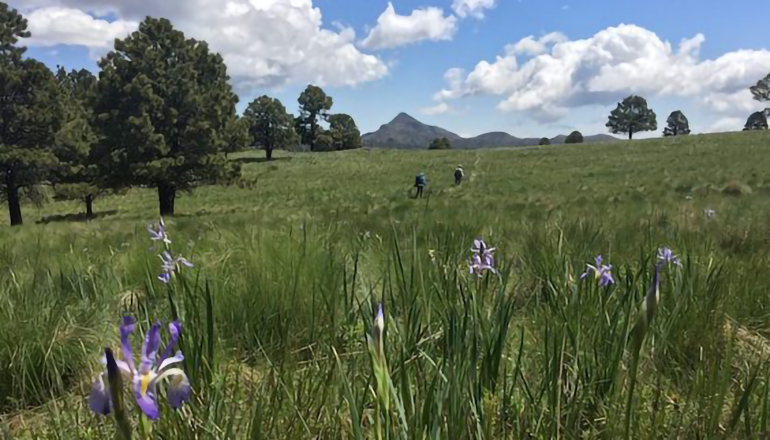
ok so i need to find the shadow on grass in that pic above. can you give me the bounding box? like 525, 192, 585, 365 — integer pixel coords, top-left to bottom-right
36, 210, 119, 224
230, 156, 293, 165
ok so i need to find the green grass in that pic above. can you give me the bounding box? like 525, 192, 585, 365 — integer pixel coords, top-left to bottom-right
2, 130, 770, 438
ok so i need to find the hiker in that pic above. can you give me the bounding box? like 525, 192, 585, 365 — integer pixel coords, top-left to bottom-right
414, 172, 427, 198
454, 165, 464, 185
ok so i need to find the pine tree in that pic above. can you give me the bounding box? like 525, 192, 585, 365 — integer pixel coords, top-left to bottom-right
244, 96, 298, 160
0, 3, 65, 226
606, 95, 657, 140
295, 85, 333, 151
90, 17, 240, 216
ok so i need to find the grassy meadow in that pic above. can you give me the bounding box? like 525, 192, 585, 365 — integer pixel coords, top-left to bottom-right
2, 130, 770, 438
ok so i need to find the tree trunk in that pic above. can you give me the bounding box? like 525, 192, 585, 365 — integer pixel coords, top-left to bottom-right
158, 183, 176, 217
85, 193, 94, 218
673, 126, 677, 136
309, 117, 317, 152
628, 130, 633, 140
266, 144, 273, 161
6, 169, 22, 226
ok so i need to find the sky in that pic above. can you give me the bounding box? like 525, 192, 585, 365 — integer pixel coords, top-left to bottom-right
12, 0, 770, 138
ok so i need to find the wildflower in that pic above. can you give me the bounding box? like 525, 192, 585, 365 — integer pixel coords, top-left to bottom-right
656, 247, 681, 268
158, 251, 194, 284
704, 208, 716, 219
372, 304, 385, 360
89, 317, 191, 420
147, 217, 172, 246
469, 239, 496, 276
580, 255, 614, 287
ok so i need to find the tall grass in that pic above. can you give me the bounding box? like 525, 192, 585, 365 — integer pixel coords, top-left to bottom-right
2, 131, 770, 438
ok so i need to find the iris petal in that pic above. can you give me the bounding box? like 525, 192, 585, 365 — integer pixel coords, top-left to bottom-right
119, 317, 136, 373
157, 321, 182, 368
167, 374, 191, 409
141, 321, 162, 373
133, 377, 160, 420
88, 373, 111, 415
158, 351, 185, 371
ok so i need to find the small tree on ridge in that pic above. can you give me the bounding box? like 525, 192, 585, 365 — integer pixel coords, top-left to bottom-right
606, 95, 657, 140
663, 110, 691, 136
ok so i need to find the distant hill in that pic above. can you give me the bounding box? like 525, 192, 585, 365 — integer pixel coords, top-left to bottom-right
361, 113, 619, 149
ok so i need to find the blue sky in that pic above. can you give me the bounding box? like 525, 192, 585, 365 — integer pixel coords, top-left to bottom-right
17, 0, 770, 138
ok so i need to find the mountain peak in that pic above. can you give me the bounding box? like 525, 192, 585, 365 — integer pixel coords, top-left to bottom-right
361, 112, 619, 149
391, 112, 420, 124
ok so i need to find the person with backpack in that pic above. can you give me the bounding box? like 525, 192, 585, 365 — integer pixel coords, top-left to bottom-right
454, 165, 464, 185
414, 172, 427, 198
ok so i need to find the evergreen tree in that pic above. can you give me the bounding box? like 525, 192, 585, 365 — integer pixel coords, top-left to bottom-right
564, 131, 584, 144
743, 111, 768, 131
222, 115, 251, 159
663, 110, 691, 136
329, 113, 362, 150
52, 66, 101, 217
0, 3, 65, 225
90, 17, 240, 216
295, 85, 332, 151
244, 96, 297, 160
606, 95, 657, 140
429, 137, 451, 150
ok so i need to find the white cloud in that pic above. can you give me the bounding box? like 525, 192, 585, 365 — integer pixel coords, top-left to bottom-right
360, 2, 457, 50
452, 0, 496, 19
419, 102, 456, 115
433, 24, 770, 122
508, 32, 567, 56
26, 7, 136, 48
16, 0, 388, 89
706, 117, 744, 133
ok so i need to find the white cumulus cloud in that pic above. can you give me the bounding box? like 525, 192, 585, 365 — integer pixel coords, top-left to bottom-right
360, 2, 457, 50
433, 24, 770, 122
508, 32, 567, 56
452, 0, 496, 19
419, 102, 456, 115
25, 7, 137, 48
15, 0, 389, 89
705, 117, 745, 133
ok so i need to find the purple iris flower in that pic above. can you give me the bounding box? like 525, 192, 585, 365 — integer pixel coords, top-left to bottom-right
372, 304, 385, 358
147, 217, 172, 245
580, 255, 614, 287
469, 239, 496, 277
158, 251, 194, 284
656, 247, 681, 268
89, 317, 191, 420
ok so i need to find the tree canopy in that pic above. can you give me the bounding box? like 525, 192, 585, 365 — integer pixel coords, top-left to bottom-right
0, 4, 65, 225
52, 66, 101, 216
663, 110, 691, 136
538, 137, 550, 146
606, 95, 657, 140
90, 17, 240, 216
564, 131, 583, 144
244, 96, 298, 160
222, 115, 252, 158
429, 137, 452, 150
296, 85, 333, 151
329, 113, 362, 151
750, 73, 770, 103
743, 111, 768, 131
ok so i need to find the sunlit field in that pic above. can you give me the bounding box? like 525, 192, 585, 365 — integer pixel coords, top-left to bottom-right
3, 130, 770, 439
